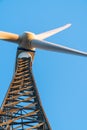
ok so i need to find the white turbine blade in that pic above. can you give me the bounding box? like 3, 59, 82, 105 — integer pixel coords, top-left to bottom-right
30, 39, 87, 57
0, 31, 19, 42
36, 24, 71, 40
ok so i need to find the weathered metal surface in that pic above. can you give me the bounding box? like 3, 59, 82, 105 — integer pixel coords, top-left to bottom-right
0, 48, 51, 130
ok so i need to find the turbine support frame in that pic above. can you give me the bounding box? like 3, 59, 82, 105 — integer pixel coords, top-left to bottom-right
0, 48, 51, 130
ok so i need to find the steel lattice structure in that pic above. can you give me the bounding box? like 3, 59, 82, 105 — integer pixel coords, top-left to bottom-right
0, 23, 86, 130
0, 48, 51, 130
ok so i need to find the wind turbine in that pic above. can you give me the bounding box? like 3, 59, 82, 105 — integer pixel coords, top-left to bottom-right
0, 23, 87, 130
0, 23, 87, 57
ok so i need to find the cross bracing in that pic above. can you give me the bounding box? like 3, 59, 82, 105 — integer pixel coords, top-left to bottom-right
0, 23, 86, 130
0, 48, 51, 130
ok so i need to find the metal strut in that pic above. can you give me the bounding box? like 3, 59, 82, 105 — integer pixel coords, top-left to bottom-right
0, 48, 51, 130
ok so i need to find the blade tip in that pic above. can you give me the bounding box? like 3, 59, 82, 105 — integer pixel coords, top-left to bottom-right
66, 23, 72, 27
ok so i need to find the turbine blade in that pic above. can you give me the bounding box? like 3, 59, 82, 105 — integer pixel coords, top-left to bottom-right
0, 31, 19, 43
30, 39, 87, 57
36, 24, 71, 40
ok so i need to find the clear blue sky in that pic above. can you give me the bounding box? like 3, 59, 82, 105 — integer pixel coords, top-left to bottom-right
0, 0, 87, 130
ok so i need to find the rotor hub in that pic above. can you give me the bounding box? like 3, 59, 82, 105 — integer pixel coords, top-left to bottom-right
19, 32, 36, 51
